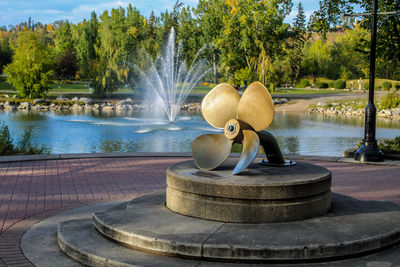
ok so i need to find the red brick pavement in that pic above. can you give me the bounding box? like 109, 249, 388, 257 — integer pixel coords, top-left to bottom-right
0, 157, 399, 266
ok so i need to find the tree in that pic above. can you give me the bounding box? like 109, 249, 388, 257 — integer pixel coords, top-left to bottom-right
178, 7, 202, 68
93, 4, 147, 95
218, 0, 292, 79
55, 21, 77, 79
330, 27, 370, 79
286, 2, 307, 82
55, 21, 74, 54
4, 31, 54, 98
302, 39, 332, 78
312, 0, 400, 80
195, 0, 226, 83
55, 49, 77, 79
0, 35, 12, 73
72, 12, 99, 79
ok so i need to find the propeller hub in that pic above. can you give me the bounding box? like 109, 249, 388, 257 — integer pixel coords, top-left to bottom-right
226, 124, 235, 133
224, 119, 241, 140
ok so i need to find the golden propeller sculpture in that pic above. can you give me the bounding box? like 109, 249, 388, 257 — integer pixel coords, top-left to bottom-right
192, 82, 293, 175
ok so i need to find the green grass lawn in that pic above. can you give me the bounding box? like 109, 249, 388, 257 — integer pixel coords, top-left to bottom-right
0, 80, 133, 94
0, 81, 13, 90
191, 86, 350, 95
0, 78, 395, 96
274, 88, 350, 95
345, 78, 400, 89
49, 83, 89, 92
310, 77, 400, 90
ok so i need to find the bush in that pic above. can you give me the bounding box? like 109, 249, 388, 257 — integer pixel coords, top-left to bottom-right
0, 123, 48, 155
363, 82, 369, 90
333, 79, 346, 89
339, 66, 352, 80
379, 91, 400, 109
315, 81, 329, 88
379, 136, 400, 154
296, 79, 311, 88
234, 68, 254, 86
395, 83, 400, 91
0, 123, 15, 155
16, 127, 48, 154
328, 82, 334, 88
382, 81, 393, 91
269, 83, 275, 94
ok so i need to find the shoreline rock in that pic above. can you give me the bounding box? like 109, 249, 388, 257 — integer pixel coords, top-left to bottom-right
0, 97, 288, 114
307, 104, 400, 120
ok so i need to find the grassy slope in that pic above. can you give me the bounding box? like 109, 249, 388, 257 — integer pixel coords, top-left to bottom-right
0, 78, 398, 96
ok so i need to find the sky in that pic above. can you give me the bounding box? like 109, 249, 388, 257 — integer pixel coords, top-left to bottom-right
0, 0, 317, 27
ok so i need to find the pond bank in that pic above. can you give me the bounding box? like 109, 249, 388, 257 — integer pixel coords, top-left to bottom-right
0, 96, 290, 113
274, 91, 399, 120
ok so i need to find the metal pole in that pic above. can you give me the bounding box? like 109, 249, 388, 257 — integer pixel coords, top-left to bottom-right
354, 0, 384, 161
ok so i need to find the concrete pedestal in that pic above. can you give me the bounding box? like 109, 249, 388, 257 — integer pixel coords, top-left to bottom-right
166, 159, 331, 222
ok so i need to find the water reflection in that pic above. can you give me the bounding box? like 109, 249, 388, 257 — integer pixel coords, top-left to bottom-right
97, 139, 141, 153
282, 137, 299, 155
12, 110, 48, 122
0, 110, 398, 156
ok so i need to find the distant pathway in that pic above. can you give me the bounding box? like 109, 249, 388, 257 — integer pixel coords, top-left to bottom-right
0, 156, 399, 266
275, 92, 372, 113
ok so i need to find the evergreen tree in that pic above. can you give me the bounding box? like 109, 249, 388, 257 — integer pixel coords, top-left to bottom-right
288, 2, 307, 81
73, 12, 99, 79
55, 21, 77, 79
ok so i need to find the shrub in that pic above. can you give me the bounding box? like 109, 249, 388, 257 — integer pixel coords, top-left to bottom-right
395, 83, 400, 91
0, 123, 15, 155
0, 123, 48, 155
339, 66, 352, 80
296, 79, 311, 88
363, 82, 369, 90
269, 83, 275, 94
328, 82, 334, 88
315, 81, 329, 88
234, 68, 254, 86
333, 79, 346, 89
379, 136, 400, 154
382, 81, 393, 91
379, 91, 400, 109
16, 127, 48, 154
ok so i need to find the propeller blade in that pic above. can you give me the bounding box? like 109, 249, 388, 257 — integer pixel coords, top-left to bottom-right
192, 134, 233, 170
232, 130, 260, 175
201, 83, 241, 128
237, 82, 274, 132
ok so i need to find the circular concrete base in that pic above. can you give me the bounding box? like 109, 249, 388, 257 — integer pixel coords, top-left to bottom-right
166, 159, 332, 222
88, 191, 400, 262
22, 191, 400, 266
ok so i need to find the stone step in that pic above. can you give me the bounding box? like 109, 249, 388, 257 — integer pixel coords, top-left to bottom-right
90, 191, 400, 261
58, 218, 202, 266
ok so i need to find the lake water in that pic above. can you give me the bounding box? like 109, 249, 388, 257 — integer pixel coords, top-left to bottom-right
0, 110, 399, 156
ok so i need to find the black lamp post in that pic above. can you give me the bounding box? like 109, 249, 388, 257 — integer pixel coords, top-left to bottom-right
353, 0, 384, 162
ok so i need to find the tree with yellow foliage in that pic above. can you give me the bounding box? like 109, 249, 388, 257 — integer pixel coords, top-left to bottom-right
4, 31, 54, 98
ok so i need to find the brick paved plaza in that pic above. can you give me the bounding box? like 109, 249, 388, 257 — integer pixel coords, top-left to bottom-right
0, 156, 399, 266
